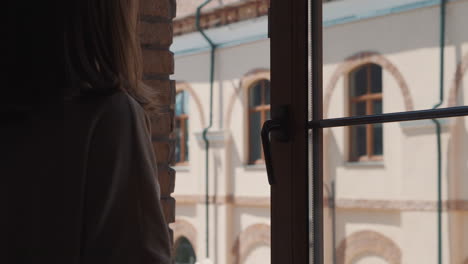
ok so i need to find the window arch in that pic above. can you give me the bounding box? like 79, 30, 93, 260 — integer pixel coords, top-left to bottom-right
248, 79, 271, 164
175, 90, 190, 165
337, 230, 401, 264
348, 63, 383, 162
174, 236, 197, 264
232, 224, 271, 264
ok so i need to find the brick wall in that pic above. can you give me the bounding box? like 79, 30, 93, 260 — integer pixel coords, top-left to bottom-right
139, 0, 177, 243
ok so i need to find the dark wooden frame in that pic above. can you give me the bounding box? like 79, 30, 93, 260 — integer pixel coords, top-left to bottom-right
248, 80, 271, 164
174, 114, 189, 165
174, 91, 189, 166
349, 64, 383, 162
270, 0, 310, 262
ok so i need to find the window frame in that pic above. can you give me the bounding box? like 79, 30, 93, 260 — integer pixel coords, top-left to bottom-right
174, 90, 190, 166
348, 64, 384, 162
248, 79, 271, 165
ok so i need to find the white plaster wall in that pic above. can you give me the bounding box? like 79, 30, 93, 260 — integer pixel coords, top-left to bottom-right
171, 1, 468, 263
353, 255, 388, 264
243, 245, 271, 264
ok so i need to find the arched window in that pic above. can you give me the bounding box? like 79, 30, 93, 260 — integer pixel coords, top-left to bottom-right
174, 237, 196, 264
248, 79, 271, 164
175, 90, 189, 165
349, 64, 383, 162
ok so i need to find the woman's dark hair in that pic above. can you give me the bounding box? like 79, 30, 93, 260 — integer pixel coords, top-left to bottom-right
64, 0, 157, 110
3, 1, 158, 113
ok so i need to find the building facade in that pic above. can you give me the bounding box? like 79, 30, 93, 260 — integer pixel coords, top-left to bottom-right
170, 0, 468, 263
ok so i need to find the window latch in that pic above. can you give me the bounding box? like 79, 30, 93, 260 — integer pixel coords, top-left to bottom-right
261, 105, 289, 185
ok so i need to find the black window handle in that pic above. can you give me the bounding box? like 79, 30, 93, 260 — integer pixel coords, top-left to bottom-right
261, 105, 289, 185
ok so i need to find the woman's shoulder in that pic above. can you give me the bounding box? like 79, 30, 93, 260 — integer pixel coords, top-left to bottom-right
94, 90, 152, 136
90, 90, 145, 120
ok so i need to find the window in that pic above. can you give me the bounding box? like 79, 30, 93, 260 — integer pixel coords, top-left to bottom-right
174, 237, 196, 264
349, 64, 383, 162
175, 90, 189, 165
248, 79, 271, 164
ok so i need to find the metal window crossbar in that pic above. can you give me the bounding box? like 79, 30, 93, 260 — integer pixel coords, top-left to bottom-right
308, 106, 468, 129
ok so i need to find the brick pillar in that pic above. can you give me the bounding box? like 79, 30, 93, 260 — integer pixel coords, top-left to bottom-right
138, 0, 177, 243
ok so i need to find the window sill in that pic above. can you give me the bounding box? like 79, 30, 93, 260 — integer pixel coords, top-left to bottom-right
173, 165, 191, 172
344, 160, 384, 168
244, 164, 266, 171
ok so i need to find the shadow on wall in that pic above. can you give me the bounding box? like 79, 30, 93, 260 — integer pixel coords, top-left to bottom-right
323, 3, 468, 65
324, 129, 341, 184
226, 135, 242, 195
323, 129, 341, 263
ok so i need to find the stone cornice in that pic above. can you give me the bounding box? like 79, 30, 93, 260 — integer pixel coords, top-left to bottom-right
174, 194, 468, 211
174, 194, 270, 207
174, 0, 269, 36
325, 198, 468, 212
195, 130, 230, 144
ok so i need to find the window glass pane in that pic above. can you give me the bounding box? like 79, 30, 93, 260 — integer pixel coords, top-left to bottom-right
370, 64, 382, 93
265, 80, 271, 105
174, 119, 181, 163
319, 118, 466, 264
373, 123, 383, 156
373, 100, 383, 115
249, 82, 263, 107
176, 92, 183, 116
175, 237, 196, 264
249, 111, 262, 162
184, 119, 189, 161
185, 92, 190, 114
319, 0, 468, 119
312, 0, 468, 260
266, 109, 271, 121
176, 91, 189, 116
351, 101, 366, 116
350, 67, 367, 97
350, 125, 367, 160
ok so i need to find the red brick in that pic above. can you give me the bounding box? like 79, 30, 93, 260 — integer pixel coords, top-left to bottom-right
138, 0, 176, 234
142, 49, 174, 75
139, 21, 173, 47
151, 112, 174, 137
160, 197, 176, 223
139, 0, 176, 19
143, 79, 175, 106
153, 141, 175, 164
158, 167, 176, 197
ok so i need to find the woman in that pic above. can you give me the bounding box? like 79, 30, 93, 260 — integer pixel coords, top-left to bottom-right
2, 1, 172, 263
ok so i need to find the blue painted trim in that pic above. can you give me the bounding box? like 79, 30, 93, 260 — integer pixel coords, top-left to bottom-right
323, 0, 446, 27
174, 33, 268, 56
174, 0, 464, 56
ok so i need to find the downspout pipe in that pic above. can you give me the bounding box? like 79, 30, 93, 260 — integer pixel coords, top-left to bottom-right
431, 1, 446, 263
195, 0, 217, 259
324, 181, 336, 264
329, 181, 336, 264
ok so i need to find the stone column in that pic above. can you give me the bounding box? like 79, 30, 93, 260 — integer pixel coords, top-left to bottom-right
139, 0, 177, 243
